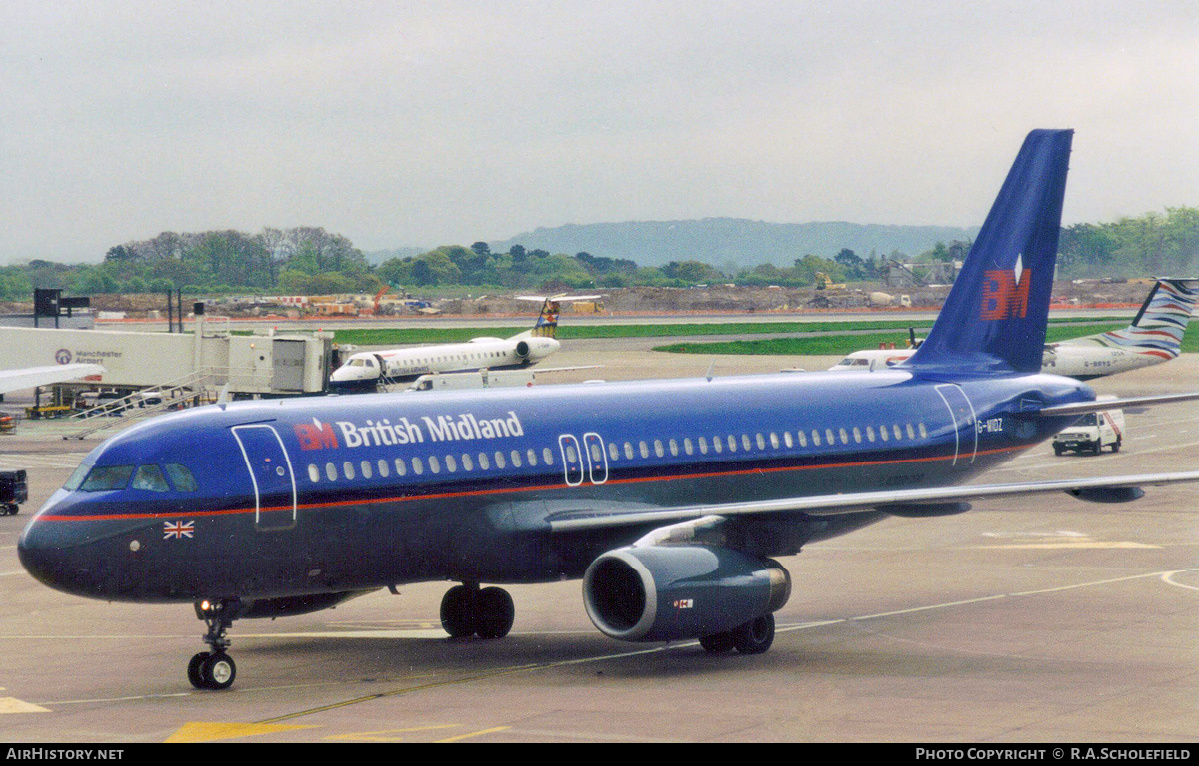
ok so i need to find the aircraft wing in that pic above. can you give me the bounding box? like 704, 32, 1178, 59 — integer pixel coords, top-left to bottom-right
0, 363, 104, 396
547, 468, 1199, 532
1035, 392, 1199, 417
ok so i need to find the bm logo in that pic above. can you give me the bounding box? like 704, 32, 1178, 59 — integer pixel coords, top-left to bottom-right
981, 269, 1031, 320
294, 419, 339, 450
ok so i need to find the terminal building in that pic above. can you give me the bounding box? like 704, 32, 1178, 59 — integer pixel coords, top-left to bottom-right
0, 295, 337, 411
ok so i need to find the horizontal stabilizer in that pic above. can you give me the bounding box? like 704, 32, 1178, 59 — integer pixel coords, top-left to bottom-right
1035, 391, 1199, 417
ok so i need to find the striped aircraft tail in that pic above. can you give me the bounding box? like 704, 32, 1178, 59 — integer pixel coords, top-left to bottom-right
1060, 279, 1199, 360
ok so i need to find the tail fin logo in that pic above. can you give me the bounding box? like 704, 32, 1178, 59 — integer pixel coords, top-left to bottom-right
531, 300, 561, 338
981, 265, 1032, 321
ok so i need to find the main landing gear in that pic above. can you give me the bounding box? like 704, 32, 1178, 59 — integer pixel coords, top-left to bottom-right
698, 613, 776, 655
188, 599, 243, 690
440, 583, 515, 639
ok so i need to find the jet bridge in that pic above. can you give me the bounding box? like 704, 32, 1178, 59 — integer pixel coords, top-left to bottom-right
0, 315, 335, 401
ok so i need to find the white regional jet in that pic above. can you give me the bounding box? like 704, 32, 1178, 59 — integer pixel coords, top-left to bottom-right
328, 295, 600, 393
830, 278, 1199, 380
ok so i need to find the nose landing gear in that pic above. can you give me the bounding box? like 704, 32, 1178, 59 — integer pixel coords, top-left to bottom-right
188, 599, 244, 690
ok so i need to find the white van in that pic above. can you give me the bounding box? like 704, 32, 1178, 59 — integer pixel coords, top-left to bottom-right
404, 369, 536, 392
1052, 409, 1125, 456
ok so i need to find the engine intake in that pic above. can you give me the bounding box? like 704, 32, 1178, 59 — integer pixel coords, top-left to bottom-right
515, 340, 530, 359
582, 545, 790, 642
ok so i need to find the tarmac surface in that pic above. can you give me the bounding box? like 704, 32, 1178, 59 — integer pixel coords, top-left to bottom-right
1, 340, 1198, 743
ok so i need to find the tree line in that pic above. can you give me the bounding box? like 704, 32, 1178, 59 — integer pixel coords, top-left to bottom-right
1, 208, 1196, 301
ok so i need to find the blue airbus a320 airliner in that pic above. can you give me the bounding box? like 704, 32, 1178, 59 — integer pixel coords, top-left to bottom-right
19, 130, 1199, 690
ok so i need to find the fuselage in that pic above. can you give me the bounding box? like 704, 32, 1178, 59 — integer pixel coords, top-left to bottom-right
18, 369, 1093, 606
832, 343, 1173, 380
329, 335, 561, 392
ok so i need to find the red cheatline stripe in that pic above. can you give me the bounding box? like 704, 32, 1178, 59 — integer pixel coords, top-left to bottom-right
32, 443, 1030, 523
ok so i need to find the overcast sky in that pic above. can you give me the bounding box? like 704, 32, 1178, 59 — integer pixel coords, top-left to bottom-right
2, 1, 1196, 263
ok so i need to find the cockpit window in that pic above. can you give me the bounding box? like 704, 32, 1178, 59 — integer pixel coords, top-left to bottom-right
64, 462, 92, 491
131, 465, 170, 492
165, 463, 198, 492
79, 465, 135, 492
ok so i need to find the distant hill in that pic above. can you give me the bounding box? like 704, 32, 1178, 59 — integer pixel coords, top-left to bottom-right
489, 218, 980, 268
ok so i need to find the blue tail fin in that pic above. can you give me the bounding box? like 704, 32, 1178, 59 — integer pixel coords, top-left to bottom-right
902, 129, 1073, 374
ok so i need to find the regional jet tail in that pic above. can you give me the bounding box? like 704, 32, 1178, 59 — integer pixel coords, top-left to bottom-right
1042, 279, 1199, 378
327, 294, 600, 393
25, 130, 1199, 692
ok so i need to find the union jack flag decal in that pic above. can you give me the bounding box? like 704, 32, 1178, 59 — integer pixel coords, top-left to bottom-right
163, 521, 194, 540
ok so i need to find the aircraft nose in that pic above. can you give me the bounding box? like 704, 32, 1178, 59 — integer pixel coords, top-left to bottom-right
17, 517, 74, 593
17, 493, 101, 597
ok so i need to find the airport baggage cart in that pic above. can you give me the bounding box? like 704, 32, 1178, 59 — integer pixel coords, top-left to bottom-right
0, 469, 27, 515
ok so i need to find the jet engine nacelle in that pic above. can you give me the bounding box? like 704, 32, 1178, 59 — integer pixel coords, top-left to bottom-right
582, 545, 791, 642
515, 340, 530, 359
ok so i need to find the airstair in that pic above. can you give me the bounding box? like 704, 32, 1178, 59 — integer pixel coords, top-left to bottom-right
62, 369, 219, 440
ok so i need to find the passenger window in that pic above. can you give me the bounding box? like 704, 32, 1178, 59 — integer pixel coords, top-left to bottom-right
811, 430, 821, 446
81, 465, 134, 491
727, 435, 738, 453
624, 441, 634, 459
893, 425, 902, 440
756, 434, 766, 450
462, 454, 474, 471
378, 460, 389, 477
639, 441, 649, 459
446, 455, 457, 472
770, 433, 780, 449
906, 424, 916, 439
326, 462, 338, 481
510, 450, 522, 468
712, 435, 723, 453
165, 463, 198, 492
411, 458, 423, 475
683, 438, 694, 455
394, 458, 407, 476
360, 461, 372, 479
478, 452, 490, 470
783, 432, 793, 448
797, 430, 807, 447
866, 426, 875, 442
654, 440, 664, 458
527, 449, 538, 466
307, 464, 320, 483
543, 448, 554, 465
879, 425, 889, 442
918, 423, 928, 438
429, 456, 440, 473
590, 443, 603, 462
132, 465, 170, 492
608, 443, 619, 461
494, 451, 506, 468
742, 435, 752, 451
669, 439, 679, 456
343, 462, 356, 480
698, 436, 708, 454
852, 427, 862, 444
